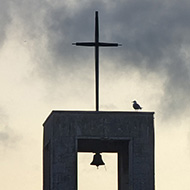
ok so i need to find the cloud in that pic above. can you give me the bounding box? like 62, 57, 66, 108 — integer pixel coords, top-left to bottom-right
0, 1, 190, 189
0, 127, 19, 147
1, 0, 190, 118
0, 0, 11, 47
0, 109, 21, 151
41, 0, 190, 119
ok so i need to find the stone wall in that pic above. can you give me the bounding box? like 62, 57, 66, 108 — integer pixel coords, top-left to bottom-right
43, 111, 154, 190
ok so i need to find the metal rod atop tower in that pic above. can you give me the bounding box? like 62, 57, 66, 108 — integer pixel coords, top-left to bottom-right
95, 11, 99, 112
72, 11, 121, 111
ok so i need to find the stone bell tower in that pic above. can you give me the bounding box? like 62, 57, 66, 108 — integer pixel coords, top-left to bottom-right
43, 11, 155, 190
43, 111, 154, 190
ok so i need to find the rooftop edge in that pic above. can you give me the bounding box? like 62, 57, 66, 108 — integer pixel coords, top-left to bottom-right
43, 110, 154, 126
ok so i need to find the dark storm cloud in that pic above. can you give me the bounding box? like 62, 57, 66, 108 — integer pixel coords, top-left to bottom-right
41, 0, 190, 117
0, 0, 11, 47
43, 1, 109, 67
42, 0, 190, 70
2, 0, 190, 117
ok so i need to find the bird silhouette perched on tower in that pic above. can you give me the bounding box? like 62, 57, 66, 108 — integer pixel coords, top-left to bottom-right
132, 100, 142, 110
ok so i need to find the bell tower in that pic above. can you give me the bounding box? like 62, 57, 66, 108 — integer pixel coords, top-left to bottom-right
43, 11, 155, 190
43, 111, 155, 190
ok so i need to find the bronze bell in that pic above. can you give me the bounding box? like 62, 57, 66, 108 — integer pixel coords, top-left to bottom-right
90, 153, 105, 168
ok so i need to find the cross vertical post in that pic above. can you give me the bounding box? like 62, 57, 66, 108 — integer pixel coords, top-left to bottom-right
95, 11, 99, 111
72, 11, 121, 111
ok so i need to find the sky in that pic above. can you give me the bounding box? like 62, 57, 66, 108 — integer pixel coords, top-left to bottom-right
0, 0, 190, 189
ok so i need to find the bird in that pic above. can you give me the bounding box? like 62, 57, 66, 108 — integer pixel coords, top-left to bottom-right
132, 100, 142, 110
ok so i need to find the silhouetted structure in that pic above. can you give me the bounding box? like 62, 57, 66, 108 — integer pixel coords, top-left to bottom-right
43, 11, 155, 190
43, 111, 155, 190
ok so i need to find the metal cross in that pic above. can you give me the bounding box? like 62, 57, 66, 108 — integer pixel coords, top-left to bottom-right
72, 11, 121, 111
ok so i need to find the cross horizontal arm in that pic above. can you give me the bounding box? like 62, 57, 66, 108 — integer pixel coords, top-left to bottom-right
98, 42, 122, 47
72, 42, 122, 47
72, 42, 95, 46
